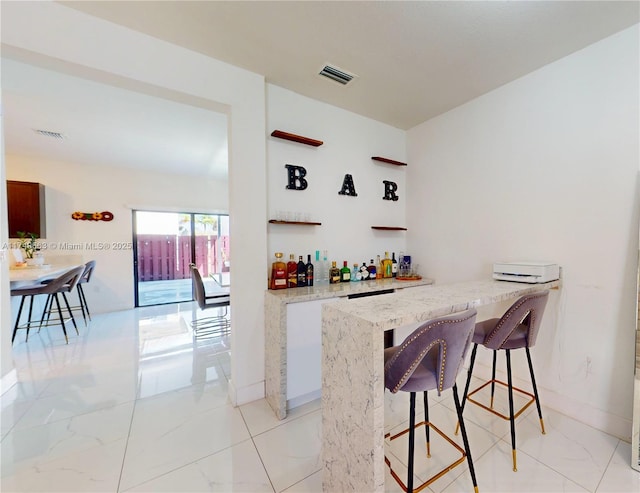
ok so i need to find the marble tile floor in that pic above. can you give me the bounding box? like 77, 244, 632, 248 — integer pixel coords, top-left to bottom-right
1, 302, 638, 493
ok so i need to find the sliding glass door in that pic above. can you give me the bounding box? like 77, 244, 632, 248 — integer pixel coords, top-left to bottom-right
133, 210, 229, 307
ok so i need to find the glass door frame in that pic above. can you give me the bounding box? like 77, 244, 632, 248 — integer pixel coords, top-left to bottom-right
132, 210, 229, 307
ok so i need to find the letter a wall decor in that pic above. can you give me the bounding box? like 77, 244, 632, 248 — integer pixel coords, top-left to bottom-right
338, 174, 358, 197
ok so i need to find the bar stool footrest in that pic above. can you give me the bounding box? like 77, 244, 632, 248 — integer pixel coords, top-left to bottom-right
385, 420, 467, 493
466, 378, 535, 421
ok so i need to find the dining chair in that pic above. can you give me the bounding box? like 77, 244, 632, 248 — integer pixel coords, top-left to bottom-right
189, 263, 230, 337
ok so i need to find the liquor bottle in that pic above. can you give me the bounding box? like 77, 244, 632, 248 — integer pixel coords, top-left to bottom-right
340, 261, 351, 282
351, 263, 361, 282
269, 252, 287, 290
368, 259, 377, 280
392, 252, 398, 278
306, 254, 314, 286
377, 255, 383, 277
329, 261, 341, 284
297, 255, 307, 287
382, 251, 393, 278
400, 253, 411, 278
287, 254, 298, 288
323, 250, 330, 283
314, 250, 323, 284
360, 262, 370, 281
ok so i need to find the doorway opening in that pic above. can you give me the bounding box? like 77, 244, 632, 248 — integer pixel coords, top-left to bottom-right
133, 210, 230, 307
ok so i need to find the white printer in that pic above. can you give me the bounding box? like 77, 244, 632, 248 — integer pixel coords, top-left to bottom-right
493, 261, 560, 284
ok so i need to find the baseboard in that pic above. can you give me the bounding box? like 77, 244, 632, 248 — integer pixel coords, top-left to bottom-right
542, 389, 632, 442
228, 379, 265, 407
468, 362, 631, 441
0, 369, 17, 396
288, 389, 321, 411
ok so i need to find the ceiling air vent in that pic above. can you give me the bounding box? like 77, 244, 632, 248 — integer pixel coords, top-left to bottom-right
33, 129, 65, 140
318, 64, 356, 85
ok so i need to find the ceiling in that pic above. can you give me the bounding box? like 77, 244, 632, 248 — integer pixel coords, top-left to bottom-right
2, 58, 229, 178
2, 1, 638, 176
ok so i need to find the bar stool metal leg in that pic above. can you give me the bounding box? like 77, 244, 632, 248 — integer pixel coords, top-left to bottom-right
24, 295, 35, 342
77, 283, 91, 321
423, 391, 431, 458
52, 293, 69, 344
12, 295, 27, 343
453, 383, 479, 493
408, 392, 416, 493
456, 343, 478, 435
61, 292, 80, 335
526, 347, 546, 434
506, 349, 517, 471
490, 350, 497, 408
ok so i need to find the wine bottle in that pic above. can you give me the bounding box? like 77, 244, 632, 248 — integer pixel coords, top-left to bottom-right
287, 254, 298, 288
382, 251, 393, 278
297, 255, 307, 287
306, 254, 314, 286
270, 252, 287, 290
340, 261, 351, 282
329, 261, 341, 284
392, 252, 398, 278
368, 259, 377, 280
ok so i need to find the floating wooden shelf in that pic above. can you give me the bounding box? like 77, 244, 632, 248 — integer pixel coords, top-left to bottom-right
271, 130, 323, 147
371, 156, 407, 166
269, 220, 322, 226
371, 226, 407, 231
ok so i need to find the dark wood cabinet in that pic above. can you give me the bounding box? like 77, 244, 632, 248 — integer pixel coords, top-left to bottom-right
7, 180, 46, 238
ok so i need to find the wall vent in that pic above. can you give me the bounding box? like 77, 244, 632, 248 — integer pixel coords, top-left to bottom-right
318, 64, 356, 85
33, 129, 65, 140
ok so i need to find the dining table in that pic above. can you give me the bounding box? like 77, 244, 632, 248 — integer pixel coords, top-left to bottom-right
210, 272, 230, 289
9, 263, 83, 288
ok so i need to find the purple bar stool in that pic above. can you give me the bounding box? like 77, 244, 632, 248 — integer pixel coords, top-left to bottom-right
458, 290, 549, 472
384, 309, 479, 493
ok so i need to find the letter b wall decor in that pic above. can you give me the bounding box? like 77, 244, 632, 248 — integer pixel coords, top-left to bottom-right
285, 164, 308, 190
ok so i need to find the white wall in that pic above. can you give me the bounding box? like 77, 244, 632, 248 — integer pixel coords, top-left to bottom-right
0, 1, 267, 406
5, 155, 228, 313
0, 101, 14, 383
407, 25, 640, 439
267, 84, 407, 276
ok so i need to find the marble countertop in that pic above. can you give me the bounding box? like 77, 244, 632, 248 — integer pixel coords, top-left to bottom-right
323, 279, 561, 329
265, 277, 433, 304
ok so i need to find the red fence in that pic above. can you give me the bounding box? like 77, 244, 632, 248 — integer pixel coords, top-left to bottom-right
137, 234, 229, 282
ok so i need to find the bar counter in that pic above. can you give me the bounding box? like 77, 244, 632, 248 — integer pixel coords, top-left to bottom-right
321, 279, 560, 492
265, 277, 433, 419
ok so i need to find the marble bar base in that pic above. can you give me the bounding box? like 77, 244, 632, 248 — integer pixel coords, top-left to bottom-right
321, 279, 560, 492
